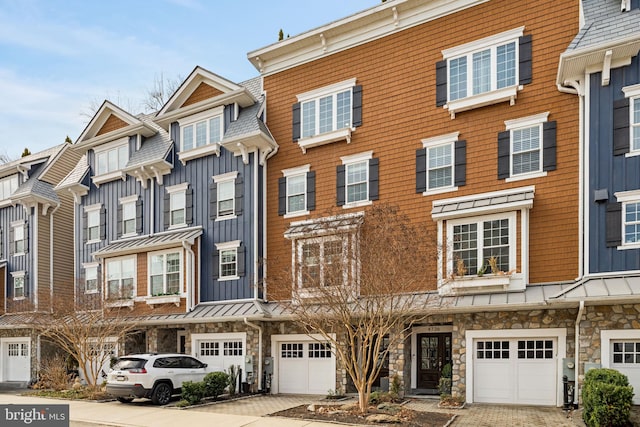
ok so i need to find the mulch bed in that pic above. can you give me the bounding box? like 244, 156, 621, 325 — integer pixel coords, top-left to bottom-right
270, 404, 455, 427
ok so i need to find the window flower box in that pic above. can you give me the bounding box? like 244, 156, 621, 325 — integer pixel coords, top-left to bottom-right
145, 295, 181, 307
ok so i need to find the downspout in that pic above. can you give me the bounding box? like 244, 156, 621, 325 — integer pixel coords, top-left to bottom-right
253, 152, 259, 300
262, 156, 268, 301
244, 318, 263, 392
182, 241, 195, 312
32, 207, 38, 311
574, 300, 585, 406
49, 204, 60, 313
149, 178, 155, 237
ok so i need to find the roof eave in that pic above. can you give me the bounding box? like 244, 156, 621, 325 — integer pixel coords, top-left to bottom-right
73, 123, 157, 152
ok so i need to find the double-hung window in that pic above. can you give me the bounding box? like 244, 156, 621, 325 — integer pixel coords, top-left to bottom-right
106, 256, 135, 299
298, 238, 345, 289
213, 241, 244, 281
621, 84, 640, 156
338, 151, 378, 208
11, 271, 25, 299
149, 250, 181, 295
416, 132, 466, 195
165, 183, 192, 229
212, 172, 237, 219
0, 175, 18, 205
436, 27, 531, 117
84, 263, 99, 293
293, 79, 362, 152
448, 213, 516, 276
614, 190, 640, 249
119, 195, 140, 237
278, 165, 315, 217
12, 222, 26, 255
499, 112, 556, 181
178, 106, 224, 163
84, 204, 104, 243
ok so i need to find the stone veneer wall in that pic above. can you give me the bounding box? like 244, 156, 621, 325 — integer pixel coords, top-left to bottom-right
578, 304, 640, 383
451, 308, 577, 399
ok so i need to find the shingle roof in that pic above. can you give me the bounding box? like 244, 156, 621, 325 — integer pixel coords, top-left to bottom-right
0, 144, 65, 178
56, 155, 89, 190
240, 76, 262, 99
223, 98, 266, 141
125, 116, 173, 169
568, 0, 640, 51
11, 162, 60, 204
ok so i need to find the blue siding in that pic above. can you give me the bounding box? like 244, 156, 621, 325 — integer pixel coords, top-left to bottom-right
0, 201, 32, 299
588, 55, 640, 272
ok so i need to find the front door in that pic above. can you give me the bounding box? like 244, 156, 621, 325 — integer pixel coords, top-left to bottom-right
417, 333, 451, 392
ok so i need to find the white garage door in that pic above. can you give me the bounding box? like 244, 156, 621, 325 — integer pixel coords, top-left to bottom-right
3, 340, 30, 382
196, 338, 245, 379
610, 341, 640, 405
278, 341, 334, 394
474, 338, 556, 405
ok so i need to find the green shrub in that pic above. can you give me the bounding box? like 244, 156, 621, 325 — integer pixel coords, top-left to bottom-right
582, 368, 634, 427
204, 371, 229, 399
181, 381, 205, 405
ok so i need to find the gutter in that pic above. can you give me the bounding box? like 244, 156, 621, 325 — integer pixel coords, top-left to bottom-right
244, 318, 263, 392
182, 240, 195, 312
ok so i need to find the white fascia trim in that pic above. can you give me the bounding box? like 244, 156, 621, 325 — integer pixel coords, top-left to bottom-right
421, 132, 460, 148
442, 26, 524, 59
297, 79, 357, 102
504, 112, 549, 130
215, 240, 241, 251
166, 182, 189, 194
623, 83, 640, 98
614, 189, 640, 202
83, 203, 101, 213
177, 106, 225, 126
93, 137, 129, 154
119, 195, 138, 204
282, 164, 310, 177
341, 150, 373, 164
213, 171, 238, 183
465, 328, 567, 406
192, 332, 247, 342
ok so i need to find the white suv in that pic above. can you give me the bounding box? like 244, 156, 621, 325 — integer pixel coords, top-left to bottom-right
106, 354, 209, 405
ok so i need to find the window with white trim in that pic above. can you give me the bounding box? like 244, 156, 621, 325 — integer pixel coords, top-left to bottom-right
633, 97, 640, 153
622, 84, 640, 156
149, 250, 182, 296
613, 341, 640, 364
298, 237, 345, 289
614, 190, 640, 249
436, 27, 531, 117
84, 263, 99, 293
448, 212, 516, 276
120, 195, 138, 237
84, 204, 103, 243
0, 175, 18, 202
12, 271, 25, 299
180, 107, 223, 151
105, 256, 135, 299
212, 171, 237, 219
12, 223, 26, 255
95, 138, 129, 176
214, 240, 243, 281
417, 133, 466, 195
499, 113, 556, 181
166, 183, 189, 228
279, 165, 315, 218
339, 151, 378, 208
300, 81, 352, 138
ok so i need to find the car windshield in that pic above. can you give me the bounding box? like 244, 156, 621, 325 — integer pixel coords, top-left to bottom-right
112, 358, 146, 370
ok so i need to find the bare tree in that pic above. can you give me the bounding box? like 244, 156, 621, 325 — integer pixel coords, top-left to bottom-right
30, 294, 138, 388
280, 204, 439, 413
0, 149, 13, 164
141, 72, 183, 113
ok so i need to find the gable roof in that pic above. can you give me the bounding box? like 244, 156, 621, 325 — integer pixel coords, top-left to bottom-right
0, 144, 65, 180
155, 66, 256, 129
74, 100, 157, 150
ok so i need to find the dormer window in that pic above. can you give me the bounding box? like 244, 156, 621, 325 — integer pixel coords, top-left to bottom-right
178, 106, 224, 164
93, 137, 129, 185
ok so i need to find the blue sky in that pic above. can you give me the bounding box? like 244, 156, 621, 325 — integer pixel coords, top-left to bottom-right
0, 0, 375, 160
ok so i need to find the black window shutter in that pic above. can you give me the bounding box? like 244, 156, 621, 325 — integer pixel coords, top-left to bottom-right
9, 227, 13, 256
234, 176, 244, 216
497, 131, 511, 179
307, 171, 316, 211
135, 199, 143, 234
435, 60, 448, 107
336, 165, 346, 206
292, 102, 301, 142
23, 222, 29, 253
543, 121, 557, 172
519, 34, 533, 85
185, 186, 194, 225
606, 202, 623, 247
416, 148, 427, 193
116, 205, 123, 239
99, 207, 106, 241
163, 193, 170, 229
613, 98, 630, 156
369, 158, 379, 201
352, 85, 363, 127
454, 140, 467, 186
82, 211, 88, 244
0, 228, 3, 258
209, 182, 218, 220
237, 244, 246, 277
278, 177, 286, 216
212, 251, 219, 280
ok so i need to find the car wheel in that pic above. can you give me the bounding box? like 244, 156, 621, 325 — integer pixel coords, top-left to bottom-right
151, 382, 172, 405
117, 397, 134, 403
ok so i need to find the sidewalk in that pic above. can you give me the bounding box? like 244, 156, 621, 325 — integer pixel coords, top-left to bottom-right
0, 394, 341, 427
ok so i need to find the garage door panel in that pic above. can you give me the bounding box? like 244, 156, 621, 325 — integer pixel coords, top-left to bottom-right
474, 361, 512, 402
278, 341, 334, 395
4, 341, 30, 382
516, 361, 556, 405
